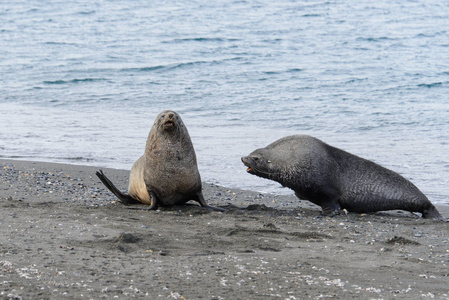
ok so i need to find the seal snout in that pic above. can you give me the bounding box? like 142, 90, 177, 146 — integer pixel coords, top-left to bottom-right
162, 112, 177, 129
241, 156, 255, 173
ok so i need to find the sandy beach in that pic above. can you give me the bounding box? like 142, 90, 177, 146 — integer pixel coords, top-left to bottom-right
1, 159, 448, 299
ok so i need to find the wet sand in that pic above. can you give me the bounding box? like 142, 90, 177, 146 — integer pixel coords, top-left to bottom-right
1, 159, 448, 299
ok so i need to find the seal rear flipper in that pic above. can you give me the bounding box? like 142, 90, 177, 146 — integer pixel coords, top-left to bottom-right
422, 205, 445, 221
96, 170, 140, 205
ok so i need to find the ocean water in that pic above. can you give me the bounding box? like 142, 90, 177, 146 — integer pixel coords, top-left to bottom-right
1, 0, 448, 205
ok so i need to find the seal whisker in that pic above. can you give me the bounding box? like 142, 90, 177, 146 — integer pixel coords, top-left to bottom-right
250, 165, 283, 176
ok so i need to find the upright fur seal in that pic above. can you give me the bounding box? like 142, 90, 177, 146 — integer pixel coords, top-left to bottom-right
96, 110, 223, 211
242, 134, 443, 220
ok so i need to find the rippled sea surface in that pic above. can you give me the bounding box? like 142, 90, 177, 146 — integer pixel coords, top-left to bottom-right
1, 0, 448, 204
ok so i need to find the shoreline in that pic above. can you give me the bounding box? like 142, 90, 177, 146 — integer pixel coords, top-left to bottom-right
1, 159, 448, 299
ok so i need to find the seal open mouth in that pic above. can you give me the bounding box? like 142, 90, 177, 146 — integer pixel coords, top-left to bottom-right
241, 157, 255, 174
163, 120, 175, 128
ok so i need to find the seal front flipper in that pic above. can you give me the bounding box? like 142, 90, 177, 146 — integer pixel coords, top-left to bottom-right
318, 200, 342, 216
95, 170, 140, 205
194, 192, 226, 212
320, 206, 341, 217
145, 189, 159, 210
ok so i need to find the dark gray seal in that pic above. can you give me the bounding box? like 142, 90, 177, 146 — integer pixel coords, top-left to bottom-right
96, 110, 223, 211
241, 134, 443, 220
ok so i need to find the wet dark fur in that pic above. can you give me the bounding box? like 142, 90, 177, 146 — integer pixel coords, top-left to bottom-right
242, 134, 443, 220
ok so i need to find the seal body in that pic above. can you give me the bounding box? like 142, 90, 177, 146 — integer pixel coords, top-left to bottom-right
97, 110, 222, 211
242, 134, 442, 220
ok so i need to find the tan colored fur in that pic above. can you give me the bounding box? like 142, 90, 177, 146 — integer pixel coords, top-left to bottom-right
127, 156, 150, 204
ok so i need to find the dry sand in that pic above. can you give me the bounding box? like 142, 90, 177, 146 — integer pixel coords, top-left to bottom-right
1, 159, 448, 299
